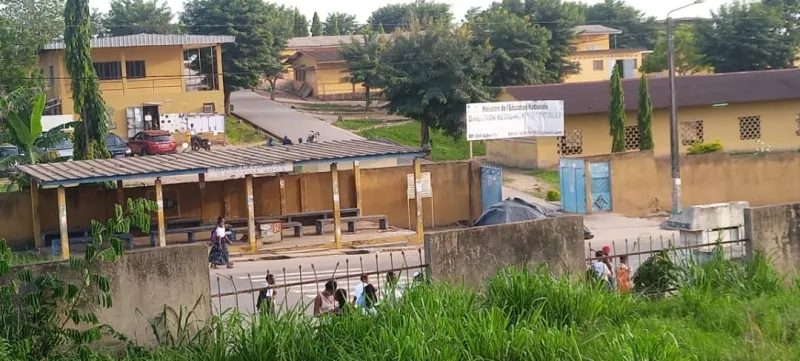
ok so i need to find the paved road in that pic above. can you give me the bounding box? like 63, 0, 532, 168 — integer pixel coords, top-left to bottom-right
230, 91, 361, 142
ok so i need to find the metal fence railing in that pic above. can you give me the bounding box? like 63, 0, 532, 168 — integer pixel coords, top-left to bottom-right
210, 249, 427, 316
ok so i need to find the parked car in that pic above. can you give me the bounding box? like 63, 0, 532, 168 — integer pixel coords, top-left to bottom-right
0, 144, 20, 177
38, 138, 73, 160
127, 130, 177, 156
106, 133, 132, 158
475, 197, 594, 240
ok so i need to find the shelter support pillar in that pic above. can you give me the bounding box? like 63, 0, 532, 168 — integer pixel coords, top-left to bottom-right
30, 179, 41, 248
116, 180, 124, 205
245, 174, 257, 252
279, 174, 287, 216
353, 161, 362, 214
413, 158, 424, 244
330, 163, 342, 248
57, 186, 69, 260
155, 178, 166, 247
300, 173, 308, 212
198, 174, 206, 222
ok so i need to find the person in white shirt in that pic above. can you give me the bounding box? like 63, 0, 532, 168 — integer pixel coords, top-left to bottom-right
590, 251, 611, 288
352, 274, 369, 304
208, 216, 233, 269
257, 274, 277, 315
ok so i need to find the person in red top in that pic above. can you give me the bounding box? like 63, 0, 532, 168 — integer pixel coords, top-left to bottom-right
601, 246, 616, 289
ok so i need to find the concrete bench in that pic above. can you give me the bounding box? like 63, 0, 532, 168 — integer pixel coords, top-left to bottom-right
285, 208, 360, 224
283, 222, 303, 237
150, 218, 204, 228
149, 225, 233, 246
52, 233, 134, 256
315, 215, 389, 235
41, 228, 90, 247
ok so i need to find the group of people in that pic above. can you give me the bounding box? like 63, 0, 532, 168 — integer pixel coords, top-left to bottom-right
589, 245, 630, 292
313, 272, 401, 316
266, 131, 321, 146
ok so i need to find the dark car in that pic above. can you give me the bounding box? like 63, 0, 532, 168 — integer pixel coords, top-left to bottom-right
106, 133, 132, 158
127, 130, 177, 156
37, 138, 73, 160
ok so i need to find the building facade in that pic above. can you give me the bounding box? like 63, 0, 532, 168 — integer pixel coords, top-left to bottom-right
486, 68, 800, 169
566, 25, 645, 83
39, 34, 234, 140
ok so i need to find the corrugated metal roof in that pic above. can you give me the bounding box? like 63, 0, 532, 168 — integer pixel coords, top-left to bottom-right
287, 34, 392, 49
43, 34, 236, 50
17, 139, 424, 186
295, 49, 345, 63
574, 25, 623, 35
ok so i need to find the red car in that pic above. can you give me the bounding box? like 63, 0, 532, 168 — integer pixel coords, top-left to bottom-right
127, 130, 177, 156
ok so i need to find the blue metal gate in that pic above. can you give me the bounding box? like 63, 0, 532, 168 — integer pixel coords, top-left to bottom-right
589, 162, 612, 212
559, 159, 586, 214
480, 164, 503, 214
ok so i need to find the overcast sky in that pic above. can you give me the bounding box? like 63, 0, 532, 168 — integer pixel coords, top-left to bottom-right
89, 0, 725, 24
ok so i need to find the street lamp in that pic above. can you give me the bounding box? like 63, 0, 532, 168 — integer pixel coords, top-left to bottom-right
666, 0, 703, 215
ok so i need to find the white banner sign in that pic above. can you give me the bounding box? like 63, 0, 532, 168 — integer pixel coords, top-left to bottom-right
208, 162, 294, 178
466, 100, 564, 140
406, 172, 432, 199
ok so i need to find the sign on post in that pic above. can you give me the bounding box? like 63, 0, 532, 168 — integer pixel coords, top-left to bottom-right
407, 172, 432, 199
466, 100, 564, 140
208, 162, 294, 178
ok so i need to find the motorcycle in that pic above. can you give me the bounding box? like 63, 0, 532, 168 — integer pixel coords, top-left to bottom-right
190, 135, 211, 151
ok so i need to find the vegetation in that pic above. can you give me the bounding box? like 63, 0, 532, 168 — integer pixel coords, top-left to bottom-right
641, 24, 710, 75
310, 12, 322, 36
637, 74, 654, 151
338, 30, 388, 109
608, 63, 626, 153
687, 140, 724, 155
323, 12, 358, 35
104, 0, 178, 36
583, 0, 659, 50
526, 169, 560, 190
368, 0, 453, 33
357, 121, 485, 161
291, 8, 309, 37
545, 190, 561, 202
224, 116, 268, 145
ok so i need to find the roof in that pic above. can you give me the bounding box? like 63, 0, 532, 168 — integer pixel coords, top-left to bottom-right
290, 49, 345, 64
573, 48, 647, 56
287, 34, 393, 49
43, 34, 236, 50
503, 68, 800, 116
17, 139, 424, 186
574, 25, 622, 35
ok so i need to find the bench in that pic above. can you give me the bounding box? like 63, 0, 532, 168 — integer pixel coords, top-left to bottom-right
41, 228, 91, 247
315, 215, 389, 235
283, 222, 303, 237
150, 218, 204, 228
149, 224, 233, 246
285, 208, 360, 224
229, 221, 303, 240
51, 233, 134, 256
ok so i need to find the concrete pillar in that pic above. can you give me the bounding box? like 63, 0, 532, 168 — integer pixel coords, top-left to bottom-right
245, 174, 257, 252
57, 186, 69, 260
330, 163, 342, 248
116, 180, 125, 205
155, 178, 166, 247
414, 158, 424, 243
279, 174, 287, 216
353, 161, 362, 215
744, 203, 800, 281
300, 173, 308, 212
30, 179, 41, 248
198, 174, 206, 222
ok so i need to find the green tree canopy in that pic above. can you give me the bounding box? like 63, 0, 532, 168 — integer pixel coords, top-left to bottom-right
467, 7, 551, 86
0, 17, 44, 93
641, 24, 710, 75
324, 12, 358, 35
636, 74, 653, 151
0, 0, 65, 45
368, 0, 453, 33
90, 7, 108, 37
339, 30, 389, 109
584, 0, 659, 49
311, 12, 323, 36
381, 23, 495, 148
697, 1, 798, 73
609, 63, 625, 153
292, 8, 309, 37
104, 0, 177, 36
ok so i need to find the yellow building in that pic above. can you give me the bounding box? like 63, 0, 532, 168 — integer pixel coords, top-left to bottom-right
566, 25, 645, 83
486, 68, 800, 169
39, 34, 234, 140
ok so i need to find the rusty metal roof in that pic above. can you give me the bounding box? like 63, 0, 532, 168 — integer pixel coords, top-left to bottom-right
292, 49, 345, 63
43, 34, 236, 50
574, 25, 622, 35
17, 139, 424, 186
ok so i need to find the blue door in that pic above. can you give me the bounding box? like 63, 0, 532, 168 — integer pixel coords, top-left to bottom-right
480, 165, 503, 214
559, 159, 586, 214
589, 162, 612, 212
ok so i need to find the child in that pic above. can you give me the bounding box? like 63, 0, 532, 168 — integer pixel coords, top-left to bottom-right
617, 256, 631, 293
590, 251, 612, 288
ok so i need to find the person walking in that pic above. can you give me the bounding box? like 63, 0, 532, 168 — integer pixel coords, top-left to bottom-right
617, 256, 631, 293
360, 284, 378, 315
256, 274, 277, 315
352, 274, 369, 304
601, 246, 616, 289
590, 251, 612, 288
282, 136, 293, 145
313, 280, 338, 315
208, 216, 233, 269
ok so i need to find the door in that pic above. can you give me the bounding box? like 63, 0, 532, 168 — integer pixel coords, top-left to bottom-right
589, 162, 612, 212
480, 165, 503, 214
128, 132, 144, 153
559, 159, 586, 214
623, 59, 636, 79
126, 107, 144, 138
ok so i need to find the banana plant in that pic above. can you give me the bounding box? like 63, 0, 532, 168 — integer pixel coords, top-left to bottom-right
0, 89, 45, 164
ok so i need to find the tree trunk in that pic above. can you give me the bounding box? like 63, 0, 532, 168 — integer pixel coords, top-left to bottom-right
365, 86, 371, 110
268, 79, 276, 100
224, 90, 231, 115
420, 120, 431, 158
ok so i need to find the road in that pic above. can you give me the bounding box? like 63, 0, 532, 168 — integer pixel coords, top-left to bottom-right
230, 91, 361, 142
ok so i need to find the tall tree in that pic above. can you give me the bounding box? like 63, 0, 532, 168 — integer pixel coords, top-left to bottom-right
609, 63, 625, 153
105, 0, 177, 36
0, 0, 65, 45
584, 0, 658, 49
0, 17, 44, 93
182, 0, 276, 112
381, 23, 494, 149
636, 74, 653, 151
339, 30, 388, 109
292, 8, 309, 37
324, 12, 357, 35
468, 7, 551, 86
311, 12, 323, 36
90, 7, 108, 37
697, 1, 798, 73
640, 24, 709, 75
368, 0, 453, 33
263, 6, 295, 100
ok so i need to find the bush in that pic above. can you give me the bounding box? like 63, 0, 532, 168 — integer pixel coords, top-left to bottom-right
545, 190, 561, 201
687, 140, 723, 155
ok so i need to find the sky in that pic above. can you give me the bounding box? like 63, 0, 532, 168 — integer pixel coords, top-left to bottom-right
89, 0, 727, 24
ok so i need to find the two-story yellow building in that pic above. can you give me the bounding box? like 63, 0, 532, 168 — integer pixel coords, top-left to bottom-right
39, 34, 234, 140
566, 25, 644, 82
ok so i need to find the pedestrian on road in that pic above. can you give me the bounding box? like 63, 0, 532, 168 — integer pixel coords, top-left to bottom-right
208, 217, 233, 269
257, 274, 277, 315
352, 274, 370, 304
313, 280, 337, 315
334, 288, 349, 314
602, 246, 616, 289
282, 136, 293, 145
360, 284, 378, 315
617, 256, 631, 293
590, 251, 612, 289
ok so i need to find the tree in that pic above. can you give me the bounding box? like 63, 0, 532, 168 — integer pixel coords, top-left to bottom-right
584, 0, 659, 49
468, 7, 551, 86
90, 7, 108, 37
0, 17, 44, 93
697, 1, 798, 73
65, 0, 110, 160
104, 0, 177, 36
182, 0, 276, 113
368, 0, 453, 33
324, 12, 357, 35
292, 8, 309, 37
381, 23, 494, 149
636, 74, 653, 151
311, 12, 323, 36
0, 0, 65, 45
609, 63, 625, 153
339, 30, 388, 109
640, 24, 710, 75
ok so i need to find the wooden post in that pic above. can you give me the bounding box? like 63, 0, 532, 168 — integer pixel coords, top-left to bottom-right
413, 158, 424, 242
56, 186, 69, 260
30, 179, 41, 248
245, 174, 257, 252
299, 173, 308, 212
198, 174, 206, 222
279, 174, 287, 216
155, 178, 166, 247
116, 180, 124, 205
468, 161, 475, 227
330, 163, 342, 248
353, 160, 362, 214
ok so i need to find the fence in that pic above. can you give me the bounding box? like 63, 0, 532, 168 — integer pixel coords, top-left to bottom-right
210, 249, 427, 316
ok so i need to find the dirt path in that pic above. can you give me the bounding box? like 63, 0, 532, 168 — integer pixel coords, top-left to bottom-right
502, 169, 558, 199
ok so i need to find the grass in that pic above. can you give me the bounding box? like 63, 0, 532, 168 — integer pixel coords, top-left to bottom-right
292, 103, 367, 113
355, 120, 486, 161
334, 119, 386, 131
526, 169, 560, 190
225, 116, 270, 145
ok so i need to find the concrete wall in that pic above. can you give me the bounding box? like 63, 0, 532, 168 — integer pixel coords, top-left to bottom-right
745, 203, 800, 281
15, 244, 211, 346
424, 216, 585, 289
566, 49, 643, 83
